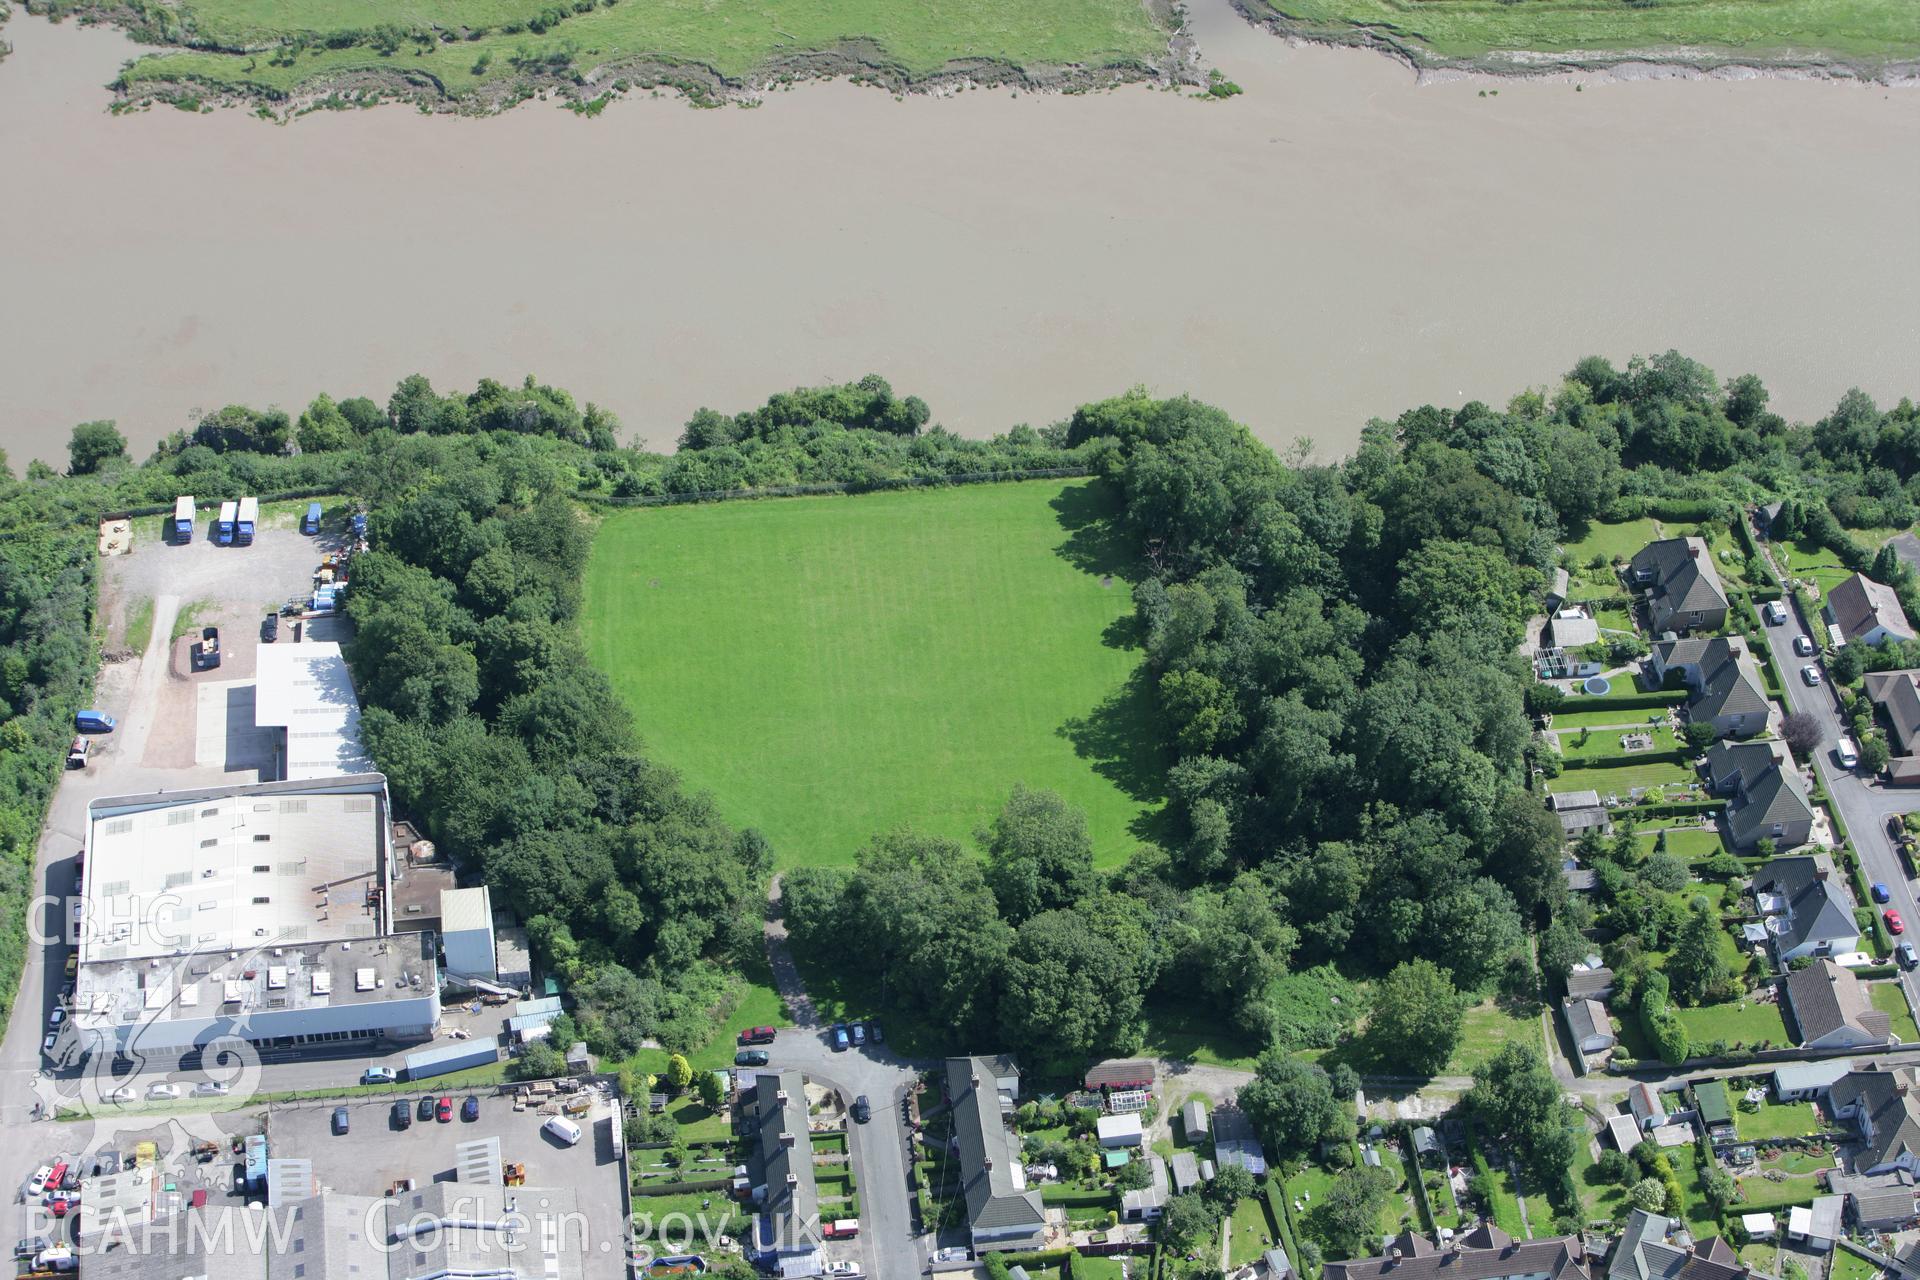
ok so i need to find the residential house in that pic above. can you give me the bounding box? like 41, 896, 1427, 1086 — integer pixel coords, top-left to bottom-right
1179, 1099, 1209, 1140
1097, 1114, 1144, 1149
1787, 1196, 1843, 1251
1784, 959, 1893, 1049
1773, 1059, 1856, 1102
1259, 1246, 1295, 1280
1629, 1083, 1667, 1131
1609, 1209, 1753, 1280
1550, 789, 1613, 838
1120, 1154, 1167, 1222
1863, 670, 1920, 756
1830, 1170, 1919, 1231
1630, 538, 1730, 636
1213, 1103, 1269, 1176
1707, 743, 1816, 853
750, 1071, 824, 1278
1564, 998, 1617, 1055
1567, 966, 1617, 1001
945, 1055, 1046, 1254
1753, 855, 1859, 961
1325, 1224, 1591, 1280
1830, 1066, 1920, 1176
1649, 636, 1770, 740
1828, 573, 1917, 649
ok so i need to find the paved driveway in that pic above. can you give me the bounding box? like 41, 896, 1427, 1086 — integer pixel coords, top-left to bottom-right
1762, 577, 1920, 1022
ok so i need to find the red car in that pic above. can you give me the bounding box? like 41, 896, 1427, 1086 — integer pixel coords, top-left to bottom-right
436, 1097, 453, 1122
47, 1196, 76, 1218
1887, 910, 1906, 936
739, 1026, 777, 1046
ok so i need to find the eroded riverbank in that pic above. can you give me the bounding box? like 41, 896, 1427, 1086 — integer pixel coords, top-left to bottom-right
0, 0, 1915, 463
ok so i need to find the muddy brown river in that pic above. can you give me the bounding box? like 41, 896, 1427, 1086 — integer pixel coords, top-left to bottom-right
0, 1, 1916, 463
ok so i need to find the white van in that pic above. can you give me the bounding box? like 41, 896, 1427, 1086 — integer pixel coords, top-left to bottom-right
1765, 600, 1787, 625
1836, 736, 1861, 768
542, 1116, 583, 1146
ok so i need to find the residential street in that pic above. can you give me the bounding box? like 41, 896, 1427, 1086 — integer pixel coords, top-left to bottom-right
1754, 537, 1920, 1026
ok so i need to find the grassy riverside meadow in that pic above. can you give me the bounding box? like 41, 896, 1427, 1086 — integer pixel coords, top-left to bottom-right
1248, 0, 1920, 64
583, 480, 1157, 871
95, 0, 1171, 104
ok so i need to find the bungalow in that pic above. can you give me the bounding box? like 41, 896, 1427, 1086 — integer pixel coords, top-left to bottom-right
1753, 855, 1859, 961
1863, 670, 1920, 756
1327, 1224, 1591, 1280
1831, 1169, 1920, 1231
1629, 1083, 1668, 1131
1564, 998, 1617, 1055
1649, 636, 1770, 740
1828, 573, 1917, 649
1630, 538, 1730, 636
1773, 1059, 1856, 1102
1830, 1066, 1920, 1176
1708, 743, 1816, 853
1610, 1209, 1753, 1280
1784, 959, 1893, 1049
945, 1055, 1045, 1255
1550, 789, 1613, 838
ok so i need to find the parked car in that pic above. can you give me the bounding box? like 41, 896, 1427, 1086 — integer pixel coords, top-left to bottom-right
1886, 909, 1905, 935
361, 1067, 398, 1085
65, 737, 88, 770
418, 1096, 437, 1122
261, 614, 279, 643
436, 1097, 452, 1123
47, 1008, 64, 1028
1837, 737, 1861, 768
850, 1096, 871, 1124
332, 1106, 350, 1135
46, 1197, 76, 1219
26, 1168, 52, 1197
543, 1116, 583, 1146
933, 1248, 970, 1264
462, 1097, 479, 1122
42, 1033, 57, 1054
1794, 635, 1817, 656
1892, 815, 1909, 840
1765, 600, 1787, 625
1874, 882, 1892, 904
191, 1082, 229, 1097
391, 1100, 411, 1130
146, 1082, 179, 1100
1802, 665, 1824, 686
105, 1086, 135, 1103
734, 1049, 770, 1067
849, 1022, 866, 1047
830, 1024, 850, 1052
1900, 942, 1918, 970
739, 1026, 778, 1045
14, 1238, 51, 1259
59, 1169, 79, 1192
865, 1021, 883, 1044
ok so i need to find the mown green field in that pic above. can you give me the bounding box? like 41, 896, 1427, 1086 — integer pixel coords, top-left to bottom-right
1255, 0, 1919, 63
582, 481, 1158, 871
114, 0, 1170, 101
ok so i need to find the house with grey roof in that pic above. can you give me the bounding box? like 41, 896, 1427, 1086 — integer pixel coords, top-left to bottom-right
1631, 538, 1730, 636
1564, 998, 1617, 1055
1830, 1066, 1920, 1176
1608, 1209, 1751, 1280
1325, 1223, 1591, 1280
945, 1055, 1046, 1254
1549, 789, 1612, 838
1707, 742, 1815, 853
1567, 966, 1616, 1001
1629, 1083, 1667, 1131
1830, 1169, 1920, 1231
751, 1071, 824, 1277
1753, 855, 1858, 961
1649, 637, 1770, 740
1784, 959, 1893, 1049
1864, 670, 1920, 756
1828, 573, 1917, 648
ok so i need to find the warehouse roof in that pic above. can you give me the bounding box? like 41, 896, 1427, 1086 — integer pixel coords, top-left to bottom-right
254, 642, 373, 780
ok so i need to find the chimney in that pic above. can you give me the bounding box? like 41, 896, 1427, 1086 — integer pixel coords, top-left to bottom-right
775, 1089, 788, 1104
1688, 543, 1702, 559
971, 1072, 980, 1088
984, 1158, 993, 1172
785, 1173, 798, 1187
780, 1132, 795, 1147
1389, 1249, 1402, 1265
1816, 868, 1830, 882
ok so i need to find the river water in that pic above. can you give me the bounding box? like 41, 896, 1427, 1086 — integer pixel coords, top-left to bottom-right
0, 2, 1916, 463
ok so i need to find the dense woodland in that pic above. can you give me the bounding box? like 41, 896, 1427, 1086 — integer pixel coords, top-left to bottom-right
4, 356, 1920, 1227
